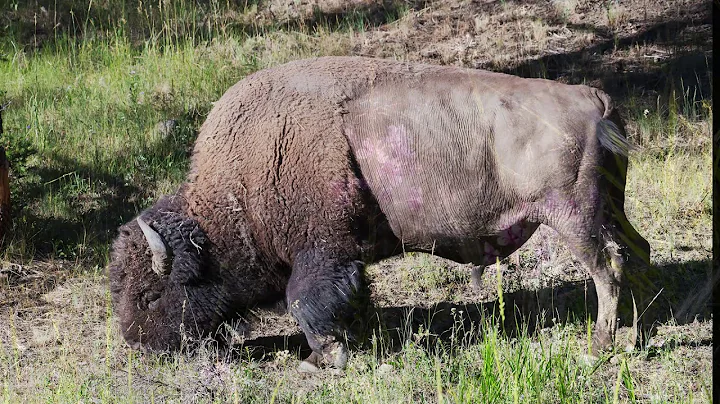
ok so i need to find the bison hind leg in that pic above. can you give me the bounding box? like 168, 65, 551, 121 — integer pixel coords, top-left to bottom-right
471, 266, 484, 290
547, 220, 620, 352
286, 251, 370, 370
545, 207, 649, 353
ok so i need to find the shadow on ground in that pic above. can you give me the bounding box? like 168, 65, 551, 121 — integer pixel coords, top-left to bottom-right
494, 2, 712, 108
233, 259, 713, 361
1, 0, 427, 50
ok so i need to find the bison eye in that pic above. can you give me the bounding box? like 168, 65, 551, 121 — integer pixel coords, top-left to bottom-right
148, 297, 161, 311
142, 291, 161, 310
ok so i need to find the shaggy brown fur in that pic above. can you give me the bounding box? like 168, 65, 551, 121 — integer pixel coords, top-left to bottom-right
108, 56, 649, 368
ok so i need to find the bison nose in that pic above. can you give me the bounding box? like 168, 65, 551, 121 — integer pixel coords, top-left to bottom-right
128, 341, 142, 350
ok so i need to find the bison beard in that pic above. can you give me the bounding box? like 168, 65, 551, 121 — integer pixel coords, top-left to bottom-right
108, 56, 650, 372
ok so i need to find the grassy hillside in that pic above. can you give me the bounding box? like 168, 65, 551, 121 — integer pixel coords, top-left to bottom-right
0, 0, 712, 402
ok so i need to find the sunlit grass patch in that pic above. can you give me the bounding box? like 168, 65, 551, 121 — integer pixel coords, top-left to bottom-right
1, 271, 711, 403
0, 8, 358, 263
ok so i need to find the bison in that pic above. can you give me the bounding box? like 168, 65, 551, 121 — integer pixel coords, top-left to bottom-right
108, 56, 650, 371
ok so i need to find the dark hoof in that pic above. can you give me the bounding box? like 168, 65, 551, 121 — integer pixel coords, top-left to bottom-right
297, 351, 322, 373
297, 342, 349, 373
323, 341, 349, 369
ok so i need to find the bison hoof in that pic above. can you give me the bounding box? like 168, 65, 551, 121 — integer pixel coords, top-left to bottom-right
298, 341, 349, 372
323, 341, 349, 369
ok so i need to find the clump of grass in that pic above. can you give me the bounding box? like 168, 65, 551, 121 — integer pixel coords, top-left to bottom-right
403, 252, 469, 292
553, 0, 579, 21
605, 0, 628, 32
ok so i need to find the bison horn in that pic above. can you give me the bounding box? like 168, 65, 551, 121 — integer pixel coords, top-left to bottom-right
137, 217, 171, 276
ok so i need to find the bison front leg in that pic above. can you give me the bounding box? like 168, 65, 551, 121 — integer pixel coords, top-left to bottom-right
286, 251, 367, 372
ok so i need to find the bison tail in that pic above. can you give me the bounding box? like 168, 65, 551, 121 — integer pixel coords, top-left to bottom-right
593, 88, 635, 157
597, 118, 633, 157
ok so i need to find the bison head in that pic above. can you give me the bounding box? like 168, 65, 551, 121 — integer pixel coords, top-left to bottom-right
108, 196, 229, 351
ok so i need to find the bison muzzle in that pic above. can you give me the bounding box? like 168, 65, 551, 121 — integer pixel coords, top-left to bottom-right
108, 56, 650, 371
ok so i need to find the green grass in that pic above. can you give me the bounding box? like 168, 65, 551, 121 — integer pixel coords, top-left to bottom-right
0, 3, 359, 262
0, 0, 713, 403
2, 36, 234, 260
0, 269, 711, 403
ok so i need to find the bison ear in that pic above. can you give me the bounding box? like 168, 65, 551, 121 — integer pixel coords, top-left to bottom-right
137, 217, 172, 276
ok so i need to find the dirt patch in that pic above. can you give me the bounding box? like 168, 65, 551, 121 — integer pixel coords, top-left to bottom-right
348, 0, 711, 94
0, 260, 77, 314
